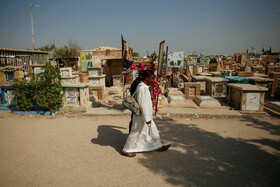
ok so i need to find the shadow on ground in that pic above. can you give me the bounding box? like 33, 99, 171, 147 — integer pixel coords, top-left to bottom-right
91, 118, 280, 186
91, 125, 127, 154
240, 116, 280, 135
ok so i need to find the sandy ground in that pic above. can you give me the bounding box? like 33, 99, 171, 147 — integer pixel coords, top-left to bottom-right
0, 111, 280, 187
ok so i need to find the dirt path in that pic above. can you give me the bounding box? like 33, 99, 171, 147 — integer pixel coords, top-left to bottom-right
0, 111, 279, 186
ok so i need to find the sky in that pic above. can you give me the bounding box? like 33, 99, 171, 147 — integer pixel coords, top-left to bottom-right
0, 0, 280, 56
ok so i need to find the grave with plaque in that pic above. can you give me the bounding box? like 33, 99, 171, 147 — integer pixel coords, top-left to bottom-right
205, 77, 229, 98
228, 84, 268, 112
62, 83, 90, 109
86, 67, 106, 101
60, 67, 80, 83
184, 82, 201, 99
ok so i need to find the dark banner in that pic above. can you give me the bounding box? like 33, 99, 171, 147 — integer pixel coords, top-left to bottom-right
121, 35, 133, 69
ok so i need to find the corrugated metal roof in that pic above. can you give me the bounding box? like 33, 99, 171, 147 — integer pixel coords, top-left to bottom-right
0, 48, 50, 54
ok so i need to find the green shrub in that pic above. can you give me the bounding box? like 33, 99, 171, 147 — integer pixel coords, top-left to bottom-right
36, 63, 64, 112
11, 63, 64, 112
12, 78, 33, 111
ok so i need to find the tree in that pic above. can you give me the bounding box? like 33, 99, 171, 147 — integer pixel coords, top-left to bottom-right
130, 48, 140, 57
36, 63, 64, 112
68, 40, 82, 57
52, 40, 82, 58
269, 47, 272, 55
36, 44, 55, 52
53, 45, 70, 58
12, 78, 33, 111
262, 47, 265, 55
12, 64, 63, 112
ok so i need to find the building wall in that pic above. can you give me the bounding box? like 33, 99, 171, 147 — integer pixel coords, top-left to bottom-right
81, 48, 122, 68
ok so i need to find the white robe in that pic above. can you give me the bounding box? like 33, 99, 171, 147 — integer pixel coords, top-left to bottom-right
123, 82, 162, 153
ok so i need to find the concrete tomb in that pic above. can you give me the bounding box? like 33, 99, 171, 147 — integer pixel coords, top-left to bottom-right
192, 76, 207, 94
184, 82, 201, 99
205, 77, 229, 98
228, 83, 268, 111
62, 83, 91, 110
248, 77, 273, 89
60, 67, 80, 83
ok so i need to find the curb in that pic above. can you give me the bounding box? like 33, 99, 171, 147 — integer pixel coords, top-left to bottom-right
12, 111, 52, 116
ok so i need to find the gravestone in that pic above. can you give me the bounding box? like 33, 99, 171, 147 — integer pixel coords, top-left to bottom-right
7, 90, 15, 105
65, 88, 77, 104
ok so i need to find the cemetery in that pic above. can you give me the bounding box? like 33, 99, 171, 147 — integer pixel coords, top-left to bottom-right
0, 45, 279, 117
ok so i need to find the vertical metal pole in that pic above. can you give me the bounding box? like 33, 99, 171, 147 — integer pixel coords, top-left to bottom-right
1, 88, 6, 104
31, 5, 35, 50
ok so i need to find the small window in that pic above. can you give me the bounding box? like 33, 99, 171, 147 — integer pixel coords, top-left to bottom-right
5, 72, 14, 82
